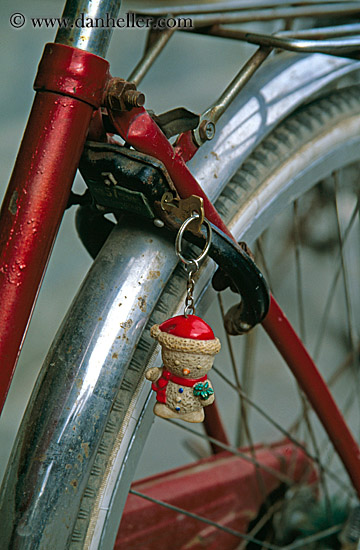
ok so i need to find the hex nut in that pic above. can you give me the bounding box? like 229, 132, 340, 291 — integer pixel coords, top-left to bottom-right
106, 78, 145, 111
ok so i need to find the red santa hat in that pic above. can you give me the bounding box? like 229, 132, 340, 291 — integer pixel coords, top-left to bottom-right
150, 315, 221, 355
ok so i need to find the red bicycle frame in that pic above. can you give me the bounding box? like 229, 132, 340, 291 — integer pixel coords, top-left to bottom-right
0, 1, 359, 517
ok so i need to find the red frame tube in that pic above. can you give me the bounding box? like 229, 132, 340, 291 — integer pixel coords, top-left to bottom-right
262, 297, 360, 496
0, 44, 109, 412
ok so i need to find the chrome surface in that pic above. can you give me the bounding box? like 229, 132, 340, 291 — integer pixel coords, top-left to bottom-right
277, 23, 360, 40
0, 222, 177, 549
242, 32, 360, 56
194, 47, 271, 145
55, 0, 122, 56
188, 53, 360, 202
136, 3, 360, 25
1, 52, 360, 548
207, 26, 360, 55
135, 0, 360, 17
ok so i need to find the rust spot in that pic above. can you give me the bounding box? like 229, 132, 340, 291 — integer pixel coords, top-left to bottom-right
70, 479, 78, 490
98, 316, 103, 321
112, 352, 119, 359
36, 454, 47, 463
211, 151, 220, 161
147, 270, 160, 280
75, 377, 82, 389
9, 190, 18, 215
120, 319, 133, 330
65, 464, 72, 470
77, 453, 83, 463
81, 442, 89, 458
138, 296, 147, 312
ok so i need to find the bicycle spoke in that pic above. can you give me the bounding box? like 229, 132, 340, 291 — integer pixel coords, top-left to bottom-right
129, 490, 344, 550
236, 498, 285, 550
218, 294, 273, 512
282, 523, 343, 550
165, 418, 296, 485
217, 292, 253, 447
239, 328, 257, 447
293, 201, 306, 344
256, 232, 274, 291
291, 199, 332, 511
313, 197, 360, 361
212, 365, 354, 496
333, 174, 360, 391
129, 489, 283, 550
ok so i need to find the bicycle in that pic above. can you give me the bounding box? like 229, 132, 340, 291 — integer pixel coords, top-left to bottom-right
0, 0, 360, 548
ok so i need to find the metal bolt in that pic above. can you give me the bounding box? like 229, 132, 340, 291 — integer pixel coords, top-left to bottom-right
153, 218, 165, 228
123, 90, 145, 109
105, 78, 145, 112
239, 321, 251, 332
199, 120, 216, 141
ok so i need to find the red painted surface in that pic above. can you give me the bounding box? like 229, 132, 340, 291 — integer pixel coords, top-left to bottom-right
0, 44, 109, 413
175, 130, 199, 162
108, 107, 231, 237
262, 296, 360, 497
204, 400, 231, 454
34, 43, 109, 107
116, 441, 317, 549
159, 315, 215, 340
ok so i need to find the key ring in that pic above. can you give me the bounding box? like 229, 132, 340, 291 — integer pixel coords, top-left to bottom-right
175, 212, 212, 316
175, 212, 212, 267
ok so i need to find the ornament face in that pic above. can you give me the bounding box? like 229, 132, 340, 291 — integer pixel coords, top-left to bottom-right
145, 315, 221, 423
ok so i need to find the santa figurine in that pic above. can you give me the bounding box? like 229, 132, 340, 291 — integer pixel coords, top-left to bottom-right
145, 315, 221, 423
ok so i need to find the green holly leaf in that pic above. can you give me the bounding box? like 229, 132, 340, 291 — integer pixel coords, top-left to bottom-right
194, 382, 214, 400
193, 382, 204, 396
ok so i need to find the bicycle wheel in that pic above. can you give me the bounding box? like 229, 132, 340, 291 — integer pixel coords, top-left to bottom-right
1, 85, 360, 550
89, 85, 360, 549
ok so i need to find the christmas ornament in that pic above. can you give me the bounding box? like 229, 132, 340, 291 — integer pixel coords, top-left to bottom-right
145, 212, 221, 423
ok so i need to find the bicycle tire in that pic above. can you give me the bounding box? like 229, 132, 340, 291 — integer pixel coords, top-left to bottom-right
1, 85, 360, 550
75, 85, 360, 549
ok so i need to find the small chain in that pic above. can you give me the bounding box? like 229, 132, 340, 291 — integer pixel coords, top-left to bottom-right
174, 213, 212, 317
184, 260, 198, 317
